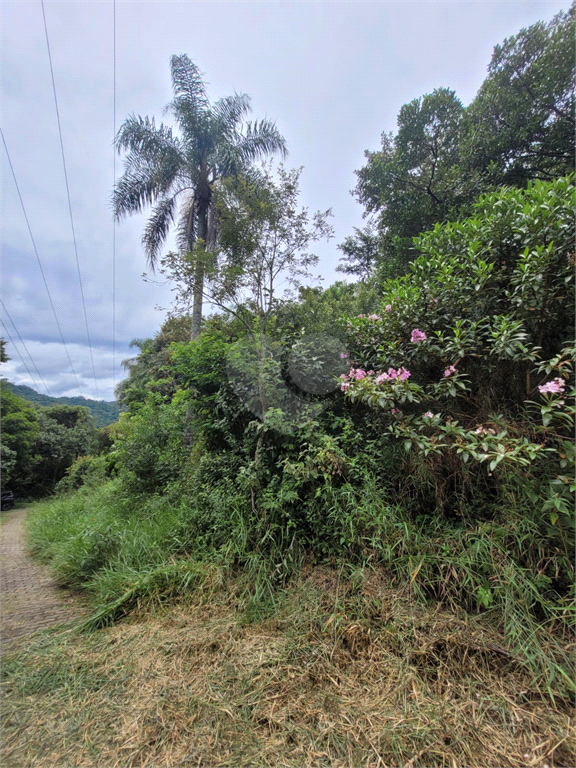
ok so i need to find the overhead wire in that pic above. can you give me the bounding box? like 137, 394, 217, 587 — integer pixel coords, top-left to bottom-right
0, 317, 41, 394
1, 128, 83, 396
40, 0, 99, 399
112, 0, 117, 392
0, 299, 52, 396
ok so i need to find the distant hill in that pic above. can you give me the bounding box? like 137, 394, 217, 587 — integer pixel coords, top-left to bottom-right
4, 382, 120, 428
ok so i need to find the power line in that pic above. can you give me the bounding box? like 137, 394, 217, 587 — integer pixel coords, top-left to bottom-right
112, 0, 117, 391
0, 300, 51, 396
0, 317, 41, 394
40, 0, 99, 399
1, 128, 83, 396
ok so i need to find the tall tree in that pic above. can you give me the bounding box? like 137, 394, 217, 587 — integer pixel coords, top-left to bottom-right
113, 55, 287, 339
463, 3, 575, 185
352, 88, 480, 276
0, 380, 39, 490
348, 4, 574, 280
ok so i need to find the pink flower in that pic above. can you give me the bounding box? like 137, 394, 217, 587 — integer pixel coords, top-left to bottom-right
538, 378, 565, 395
424, 411, 434, 419
354, 369, 366, 380
375, 367, 411, 383
368, 314, 382, 321
444, 365, 457, 378
341, 382, 350, 392
367, 370, 375, 376
391, 408, 396, 415
431, 298, 438, 304
411, 328, 427, 343
385, 305, 392, 312
475, 426, 496, 435
340, 352, 349, 359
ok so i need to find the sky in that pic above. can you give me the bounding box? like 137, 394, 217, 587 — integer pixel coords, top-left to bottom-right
1, 0, 571, 401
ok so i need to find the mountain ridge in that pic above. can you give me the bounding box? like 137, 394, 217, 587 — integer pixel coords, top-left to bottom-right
3, 381, 120, 428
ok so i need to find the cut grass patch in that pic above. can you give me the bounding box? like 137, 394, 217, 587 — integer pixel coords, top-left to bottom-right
1, 566, 574, 768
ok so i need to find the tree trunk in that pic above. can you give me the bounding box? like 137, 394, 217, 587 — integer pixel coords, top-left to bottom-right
190, 196, 209, 341
190, 260, 204, 340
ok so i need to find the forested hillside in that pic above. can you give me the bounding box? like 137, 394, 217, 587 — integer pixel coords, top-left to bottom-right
4, 382, 119, 427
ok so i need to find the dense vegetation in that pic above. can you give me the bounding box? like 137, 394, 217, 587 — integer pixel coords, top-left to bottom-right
21, 3, 575, 716
4, 382, 119, 427
0, 381, 102, 496
341, 4, 574, 278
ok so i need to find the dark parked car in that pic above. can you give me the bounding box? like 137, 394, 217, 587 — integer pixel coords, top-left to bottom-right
1, 491, 14, 510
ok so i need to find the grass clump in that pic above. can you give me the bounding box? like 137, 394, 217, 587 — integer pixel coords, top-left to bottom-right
1, 568, 574, 768
24, 473, 574, 702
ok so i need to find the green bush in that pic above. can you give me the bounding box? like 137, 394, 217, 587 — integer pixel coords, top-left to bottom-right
340, 177, 575, 527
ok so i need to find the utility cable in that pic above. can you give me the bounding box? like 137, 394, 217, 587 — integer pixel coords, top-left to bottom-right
40, 0, 99, 399
0, 317, 41, 394
1, 128, 83, 396
0, 300, 51, 396
112, 0, 117, 391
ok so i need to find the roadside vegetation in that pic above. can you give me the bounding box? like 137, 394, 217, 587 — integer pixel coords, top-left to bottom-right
1, 6, 574, 767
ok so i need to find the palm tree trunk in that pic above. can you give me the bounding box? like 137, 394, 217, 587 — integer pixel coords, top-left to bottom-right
190, 197, 209, 340
190, 261, 204, 340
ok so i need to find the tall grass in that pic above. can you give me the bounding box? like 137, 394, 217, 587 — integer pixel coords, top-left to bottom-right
25, 472, 574, 700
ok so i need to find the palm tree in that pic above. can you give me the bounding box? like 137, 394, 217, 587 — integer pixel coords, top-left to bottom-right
113, 54, 287, 339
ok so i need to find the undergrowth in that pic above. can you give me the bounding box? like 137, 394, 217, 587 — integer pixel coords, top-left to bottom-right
25, 476, 575, 703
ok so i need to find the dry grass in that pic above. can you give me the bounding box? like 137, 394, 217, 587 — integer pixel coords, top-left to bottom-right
1, 566, 574, 768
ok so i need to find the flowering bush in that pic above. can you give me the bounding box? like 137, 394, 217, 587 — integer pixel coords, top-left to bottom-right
339, 177, 575, 525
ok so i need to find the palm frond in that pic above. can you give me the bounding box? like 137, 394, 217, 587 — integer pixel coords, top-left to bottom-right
170, 55, 208, 107
175, 195, 197, 252
113, 169, 160, 219
167, 54, 210, 137
142, 196, 178, 268
237, 120, 288, 164
212, 142, 245, 178
173, 106, 213, 164
113, 154, 184, 219
213, 93, 252, 131
115, 115, 180, 157
113, 118, 185, 219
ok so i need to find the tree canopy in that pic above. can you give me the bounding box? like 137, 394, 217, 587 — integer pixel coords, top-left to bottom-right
348, 4, 575, 278
114, 55, 287, 339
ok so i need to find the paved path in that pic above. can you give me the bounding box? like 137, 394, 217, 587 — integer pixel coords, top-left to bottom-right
0, 508, 86, 651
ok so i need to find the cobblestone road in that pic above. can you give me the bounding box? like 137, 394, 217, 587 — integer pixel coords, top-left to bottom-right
0, 508, 87, 651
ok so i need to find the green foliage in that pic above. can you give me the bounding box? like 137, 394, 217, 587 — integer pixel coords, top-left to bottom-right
30, 406, 99, 495
349, 5, 575, 279
0, 380, 39, 489
340, 178, 574, 535
55, 454, 115, 495
464, 3, 575, 185
114, 54, 286, 338
4, 381, 119, 428
21, 54, 575, 702
353, 88, 480, 275
160, 164, 333, 339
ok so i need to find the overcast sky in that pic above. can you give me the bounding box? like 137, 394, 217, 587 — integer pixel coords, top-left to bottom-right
1, 0, 571, 401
